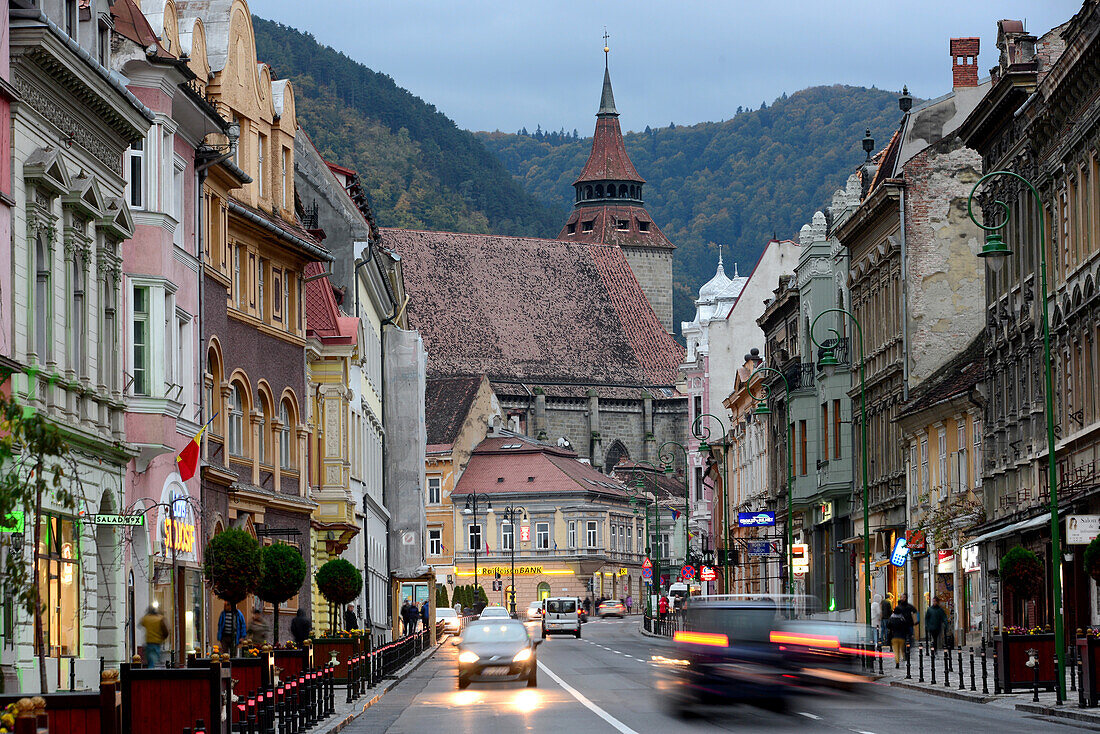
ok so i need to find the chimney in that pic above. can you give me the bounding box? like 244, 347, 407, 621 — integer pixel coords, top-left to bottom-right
951, 37, 980, 88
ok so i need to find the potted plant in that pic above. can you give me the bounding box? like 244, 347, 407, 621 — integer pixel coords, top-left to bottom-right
312, 559, 364, 682
257, 543, 306, 645
994, 546, 1054, 693
203, 529, 263, 608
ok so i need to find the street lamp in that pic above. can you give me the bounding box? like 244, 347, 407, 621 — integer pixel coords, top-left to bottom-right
968, 170, 1064, 699
625, 461, 662, 615
462, 493, 493, 604
810, 308, 869, 641
747, 366, 794, 596
659, 441, 691, 567
498, 503, 527, 616
693, 413, 730, 592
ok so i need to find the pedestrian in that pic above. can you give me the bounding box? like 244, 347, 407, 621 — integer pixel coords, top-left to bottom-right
878, 595, 893, 646
871, 593, 884, 648
925, 596, 948, 652
582, 596, 591, 616
420, 600, 430, 631
625, 594, 633, 615
658, 594, 669, 620
218, 601, 246, 657
399, 599, 410, 635
344, 603, 358, 632
140, 605, 169, 668
886, 608, 910, 667
402, 599, 419, 636
248, 612, 269, 646
894, 593, 919, 650
290, 608, 312, 646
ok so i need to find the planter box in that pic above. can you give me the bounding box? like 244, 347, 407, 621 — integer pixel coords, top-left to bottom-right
121, 661, 231, 734
310, 637, 361, 682
994, 633, 1056, 693
188, 652, 274, 697
0, 679, 121, 734
1078, 636, 1100, 706
273, 647, 314, 680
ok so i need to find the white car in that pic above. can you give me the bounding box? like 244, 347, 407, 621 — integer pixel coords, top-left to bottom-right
436, 607, 461, 633
541, 597, 580, 638
526, 601, 544, 620
479, 606, 511, 619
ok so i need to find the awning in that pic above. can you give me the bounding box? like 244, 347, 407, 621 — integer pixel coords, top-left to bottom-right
963, 514, 1049, 548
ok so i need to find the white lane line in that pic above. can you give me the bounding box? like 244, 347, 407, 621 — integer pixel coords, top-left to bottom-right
798, 712, 822, 720
538, 661, 640, 734
851, 730, 876, 734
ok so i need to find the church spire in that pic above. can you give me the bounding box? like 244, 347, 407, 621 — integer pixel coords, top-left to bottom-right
599, 33, 618, 116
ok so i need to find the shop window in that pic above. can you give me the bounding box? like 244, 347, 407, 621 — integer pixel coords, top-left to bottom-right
36, 513, 80, 656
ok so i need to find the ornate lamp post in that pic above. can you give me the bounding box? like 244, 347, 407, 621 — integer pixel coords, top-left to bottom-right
967, 170, 1064, 699
659, 441, 691, 566
810, 308, 869, 638
693, 414, 730, 591
626, 461, 663, 614
746, 366, 794, 595
462, 493, 493, 602
498, 504, 527, 616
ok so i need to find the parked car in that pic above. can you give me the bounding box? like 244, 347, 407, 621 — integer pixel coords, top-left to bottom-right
436, 607, 462, 634
598, 600, 626, 618
453, 619, 541, 689
542, 597, 581, 638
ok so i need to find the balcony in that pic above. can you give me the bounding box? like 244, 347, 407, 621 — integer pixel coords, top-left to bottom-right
784, 362, 815, 391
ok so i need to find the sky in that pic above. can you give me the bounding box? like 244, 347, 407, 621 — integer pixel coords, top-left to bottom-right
254, 0, 1082, 134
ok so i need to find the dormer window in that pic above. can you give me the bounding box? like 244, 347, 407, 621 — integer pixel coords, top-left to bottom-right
638, 220, 650, 232
582, 220, 594, 233
616, 219, 629, 231
567, 223, 576, 235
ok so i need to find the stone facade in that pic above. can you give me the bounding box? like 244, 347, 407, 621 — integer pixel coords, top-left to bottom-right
620, 246, 674, 333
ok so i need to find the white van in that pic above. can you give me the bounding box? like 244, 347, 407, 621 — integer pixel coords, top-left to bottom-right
541, 597, 581, 638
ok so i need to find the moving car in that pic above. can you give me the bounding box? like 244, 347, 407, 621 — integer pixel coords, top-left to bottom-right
526, 601, 544, 620
542, 597, 581, 638
598, 599, 625, 618
436, 607, 461, 634
479, 606, 510, 619
453, 620, 541, 689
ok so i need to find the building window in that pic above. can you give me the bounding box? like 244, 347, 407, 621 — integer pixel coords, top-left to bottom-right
128, 139, 144, 208
98, 22, 109, 65
64, 0, 77, 38
101, 280, 116, 391
70, 253, 85, 376
467, 523, 482, 551
501, 522, 513, 551
586, 520, 598, 548
258, 260, 266, 320
428, 529, 442, 557
36, 514, 80, 656
973, 419, 983, 487
536, 582, 551, 601
694, 466, 704, 502
799, 420, 807, 475
258, 395, 271, 465
228, 384, 244, 457
132, 286, 149, 395
920, 436, 929, 495
281, 148, 289, 210
535, 522, 549, 549
637, 526, 642, 551
956, 420, 968, 492
616, 219, 629, 230
427, 477, 441, 505
567, 223, 576, 235
821, 403, 829, 461
909, 444, 919, 504
279, 401, 292, 470
582, 220, 594, 233
638, 221, 650, 232
257, 133, 266, 197
610, 524, 617, 550
833, 399, 841, 458
234, 246, 245, 309
937, 429, 947, 492
34, 235, 51, 361
567, 521, 576, 548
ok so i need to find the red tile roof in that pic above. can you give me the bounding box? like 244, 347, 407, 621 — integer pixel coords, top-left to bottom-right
560, 204, 675, 250
452, 433, 629, 498
898, 332, 986, 418
111, 0, 174, 59
381, 228, 684, 388
304, 262, 357, 345
425, 375, 484, 448
574, 115, 644, 185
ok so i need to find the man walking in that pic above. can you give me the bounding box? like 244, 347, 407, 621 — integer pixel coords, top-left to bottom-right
218, 601, 245, 657
420, 600, 430, 631
894, 593, 919, 651
886, 607, 911, 667
925, 596, 948, 651
141, 606, 169, 668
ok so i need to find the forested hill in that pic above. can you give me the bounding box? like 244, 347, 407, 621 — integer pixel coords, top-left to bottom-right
478, 86, 906, 328
253, 17, 562, 237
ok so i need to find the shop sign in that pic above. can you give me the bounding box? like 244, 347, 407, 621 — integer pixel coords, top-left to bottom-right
936, 550, 955, 574
738, 511, 776, 527
163, 518, 196, 554
89, 513, 145, 526
520, 524, 531, 542
700, 565, 716, 581
461, 566, 545, 576
961, 545, 980, 573
158, 475, 197, 562
792, 543, 810, 573
889, 537, 909, 567
618, 567, 628, 576
905, 529, 926, 551
0, 510, 23, 533
1067, 515, 1100, 545
818, 501, 833, 523
747, 541, 772, 556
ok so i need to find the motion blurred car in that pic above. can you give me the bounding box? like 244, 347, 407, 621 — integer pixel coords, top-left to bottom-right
479, 605, 510, 619
526, 601, 544, 620
453, 620, 540, 689
542, 597, 581, 638
598, 600, 625, 618
436, 607, 461, 634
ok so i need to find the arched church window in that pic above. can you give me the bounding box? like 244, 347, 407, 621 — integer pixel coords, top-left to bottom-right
618, 184, 628, 197
585, 186, 593, 199
595, 184, 604, 198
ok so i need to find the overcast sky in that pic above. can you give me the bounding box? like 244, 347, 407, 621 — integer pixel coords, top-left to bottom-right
255, 0, 1081, 134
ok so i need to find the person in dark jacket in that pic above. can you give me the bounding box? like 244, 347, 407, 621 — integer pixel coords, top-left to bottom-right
401, 599, 419, 636
344, 604, 358, 632
894, 594, 919, 646
290, 608, 312, 646
886, 609, 910, 667
420, 600, 430, 631
879, 596, 893, 645
925, 596, 948, 651
217, 601, 246, 657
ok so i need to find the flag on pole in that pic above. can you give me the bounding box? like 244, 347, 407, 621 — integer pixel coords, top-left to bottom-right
671, 509, 682, 521
176, 413, 216, 481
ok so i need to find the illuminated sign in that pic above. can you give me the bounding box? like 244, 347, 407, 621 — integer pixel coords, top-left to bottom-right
791, 543, 810, 573
618, 567, 628, 576
163, 518, 196, 554
89, 514, 145, 526
455, 566, 554, 577
890, 537, 909, 567
700, 565, 716, 581
0, 510, 24, 533
738, 511, 776, 527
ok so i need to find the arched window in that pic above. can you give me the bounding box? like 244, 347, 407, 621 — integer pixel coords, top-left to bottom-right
257, 393, 269, 465
618, 184, 627, 198
228, 383, 244, 457
585, 186, 592, 200
629, 185, 636, 198
595, 184, 603, 198
536, 582, 551, 601
279, 400, 292, 470
35, 234, 50, 359
207, 345, 223, 435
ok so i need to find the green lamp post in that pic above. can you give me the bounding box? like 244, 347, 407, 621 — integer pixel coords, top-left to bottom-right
627, 461, 664, 613
693, 414, 730, 591
659, 441, 691, 567
747, 366, 794, 595
968, 170, 1064, 700
810, 308, 869, 642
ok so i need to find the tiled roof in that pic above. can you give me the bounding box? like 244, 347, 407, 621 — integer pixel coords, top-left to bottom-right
574, 114, 644, 185
452, 433, 629, 498
425, 375, 484, 448
111, 0, 173, 59
304, 262, 357, 345
381, 228, 684, 388
610, 460, 687, 505
899, 332, 987, 418
559, 205, 675, 250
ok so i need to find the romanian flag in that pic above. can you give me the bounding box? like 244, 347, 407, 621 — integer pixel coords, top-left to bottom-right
176, 414, 216, 482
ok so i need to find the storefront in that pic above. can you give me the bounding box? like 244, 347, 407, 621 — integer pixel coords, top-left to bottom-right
153, 474, 204, 661
961, 545, 983, 640
36, 513, 81, 664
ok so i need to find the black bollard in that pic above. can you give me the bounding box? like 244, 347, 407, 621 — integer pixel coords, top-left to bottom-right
981, 646, 988, 695
906, 644, 912, 680
993, 646, 1001, 695
919, 644, 925, 683
944, 649, 951, 687
1071, 647, 1077, 692
1080, 654, 1088, 709
931, 646, 937, 685
346, 659, 354, 704
1032, 649, 1041, 703
969, 648, 976, 691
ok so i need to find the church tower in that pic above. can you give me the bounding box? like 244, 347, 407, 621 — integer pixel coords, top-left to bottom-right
558, 51, 675, 332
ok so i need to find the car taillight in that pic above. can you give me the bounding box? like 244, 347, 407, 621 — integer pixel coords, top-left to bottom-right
769, 631, 840, 649
673, 631, 729, 647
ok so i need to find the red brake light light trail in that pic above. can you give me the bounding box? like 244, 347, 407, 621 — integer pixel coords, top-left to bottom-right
673, 631, 729, 647
769, 631, 840, 649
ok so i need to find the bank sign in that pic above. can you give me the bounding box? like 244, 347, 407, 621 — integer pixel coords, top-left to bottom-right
738, 512, 776, 527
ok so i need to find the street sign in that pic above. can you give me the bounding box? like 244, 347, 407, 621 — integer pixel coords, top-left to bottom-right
747, 540, 771, 556
699, 565, 716, 581
680, 564, 695, 581
642, 557, 652, 570
88, 513, 145, 526
737, 511, 776, 527
641, 566, 652, 580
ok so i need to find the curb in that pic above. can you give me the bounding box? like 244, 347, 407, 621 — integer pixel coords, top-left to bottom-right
1015, 702, 1100, 729
316, 639, 443, 734
887, 678, 997, 703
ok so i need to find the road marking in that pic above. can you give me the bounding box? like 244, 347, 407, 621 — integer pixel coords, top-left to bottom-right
798, 712, 821, 720
538, 661, 639, 734
850, 730, 876, 734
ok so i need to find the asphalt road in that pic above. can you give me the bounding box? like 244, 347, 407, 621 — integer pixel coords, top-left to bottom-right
346, 617, 1083, 733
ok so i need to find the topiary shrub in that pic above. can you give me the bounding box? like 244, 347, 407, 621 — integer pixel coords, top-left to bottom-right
316, 558, 363, 607
257, 543, 306, 644
1085, 537, 1100, 582
203, 528, 263, 605
436, 584, 449, 609
1000, 545, 1043, 600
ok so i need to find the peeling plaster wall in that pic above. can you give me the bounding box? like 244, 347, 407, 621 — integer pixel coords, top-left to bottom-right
903, 139, 986, 387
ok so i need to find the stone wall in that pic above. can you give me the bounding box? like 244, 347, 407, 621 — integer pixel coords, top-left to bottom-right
621, 245, 674, 333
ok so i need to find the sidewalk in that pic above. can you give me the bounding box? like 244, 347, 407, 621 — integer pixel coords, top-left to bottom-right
873, 647, 1100, 728
314, 636, 445, 734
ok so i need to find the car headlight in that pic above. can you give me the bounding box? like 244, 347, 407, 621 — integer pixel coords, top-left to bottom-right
512, 648, 532, 663
458, 651, 480, 664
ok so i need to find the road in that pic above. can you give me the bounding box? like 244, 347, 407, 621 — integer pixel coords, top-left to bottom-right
347, 617, 1081, 733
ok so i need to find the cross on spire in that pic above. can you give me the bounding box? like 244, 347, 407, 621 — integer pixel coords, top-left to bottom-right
603, 27, 610, 67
